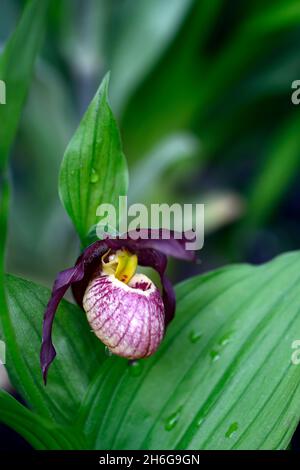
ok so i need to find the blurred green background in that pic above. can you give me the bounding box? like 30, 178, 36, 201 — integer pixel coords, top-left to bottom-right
2, 0, 300, 285
1, 0, 300, 450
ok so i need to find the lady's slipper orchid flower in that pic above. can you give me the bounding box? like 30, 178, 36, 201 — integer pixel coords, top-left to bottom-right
40, 229, 195, 383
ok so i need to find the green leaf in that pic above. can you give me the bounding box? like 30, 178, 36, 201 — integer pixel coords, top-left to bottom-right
0, 0, 49, 169
79, 252, 300, 449
247, 0, 300, 34
109, 0, 195, 113
121, 0, 299, 161
59, 74, 128, 245
194, 1, 300, 126
121, 0, 223, 160
10, 63, 77, 279
244, 112, 300, 228
0, 390, 86, 450
3, 274, 106, 424
129, 133, 201, 203
0, 176, 10, 344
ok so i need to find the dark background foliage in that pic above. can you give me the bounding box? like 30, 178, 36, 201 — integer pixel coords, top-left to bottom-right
1, 0, 300, 449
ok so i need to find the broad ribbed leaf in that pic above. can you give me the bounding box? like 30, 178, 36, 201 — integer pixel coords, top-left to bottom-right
0, 390, 86, 450
59, 74, 128, 245
79, 252, 300, 450
4, 275, 106, 424
0, 0, 49, 169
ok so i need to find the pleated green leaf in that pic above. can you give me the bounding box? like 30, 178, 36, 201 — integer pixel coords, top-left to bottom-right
59, 74, 128, 245
0, 390, 86, 450
0, 0, 49, 170
4, 275, 106, 424
78, 252, 300, 450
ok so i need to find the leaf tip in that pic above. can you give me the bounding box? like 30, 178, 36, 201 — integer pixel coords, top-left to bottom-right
99, 71, 111, 99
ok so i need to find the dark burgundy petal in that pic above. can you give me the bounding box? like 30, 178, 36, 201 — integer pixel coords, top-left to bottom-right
161, 274, 176, 326
40, 240, 108, 383
118, 229, 196, 262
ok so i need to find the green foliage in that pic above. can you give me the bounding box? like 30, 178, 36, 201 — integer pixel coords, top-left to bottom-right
129, 133, 201, 203
0, 390, 87, 450
0, 178, 9, 348
59, 74, 128, 245
245, 112, 300, 227
1, 0, 300, 452
2, 253, 300, 449
0, 0, 49, 373
78, 253, 300, 450
108, 0, 195, 113
4, 274, 106, 423
0, 0, 49, 169
120, 0, 223, 160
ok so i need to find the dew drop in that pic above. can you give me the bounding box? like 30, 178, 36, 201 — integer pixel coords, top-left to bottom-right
128, 360, 143, 377
196, 417, 205, 427
164, 408, 182, 431
105, 346, 113, 357
218, 331, 233, 347
225, 422, 238, 438
189, 331, 202, 344
210, 350, 220, 362
90, 168, 99, 183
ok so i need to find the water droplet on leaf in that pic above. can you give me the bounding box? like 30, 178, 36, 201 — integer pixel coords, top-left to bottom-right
218, 331, 233, 346
129, 360, 143, 377
165, 408, 182, 431
90, 168, 99, 183
210, 350, 220, 362
189, 331, 202, 343
225, 422, 238, 438
196, 417, 205, 427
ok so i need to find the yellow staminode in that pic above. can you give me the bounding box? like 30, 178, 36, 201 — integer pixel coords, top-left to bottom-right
102, 249, 138, 284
